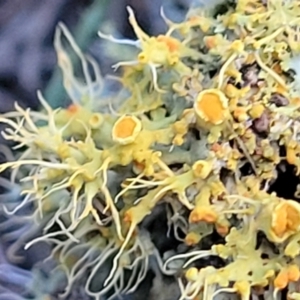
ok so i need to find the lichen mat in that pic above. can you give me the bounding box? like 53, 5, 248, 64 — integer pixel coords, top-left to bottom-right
2, 0, 300, 299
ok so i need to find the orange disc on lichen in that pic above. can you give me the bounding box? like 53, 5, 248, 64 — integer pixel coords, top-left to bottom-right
194, 89, 228, 125
157, 35, 180, 53
215, 224, 229, 236
211, 143, 221, 152
272, 201, 300, 238
67, 103, 80, 114
112, 115, 142, 145
286, 203, 300, 231
123, 209, 133, 223
204, 36, 217, 49
189, 206, 218, 224
185, 232, 201, 246
286, 147, 297, 165
272, 202, 288, 237
288, 265, 300, 282
274, 270, 289, 290
115, 117, 137, 138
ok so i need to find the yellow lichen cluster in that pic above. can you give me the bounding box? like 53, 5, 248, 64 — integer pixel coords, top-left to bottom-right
2, 0, 300, 299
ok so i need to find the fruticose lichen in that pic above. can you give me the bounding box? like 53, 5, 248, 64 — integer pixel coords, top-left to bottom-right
3, 0, 300, 299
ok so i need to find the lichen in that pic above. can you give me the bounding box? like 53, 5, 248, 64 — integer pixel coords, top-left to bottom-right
3, 0, 300, 299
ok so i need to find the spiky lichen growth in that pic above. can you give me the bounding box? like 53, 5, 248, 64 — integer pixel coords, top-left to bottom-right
3, 0, 300, 299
